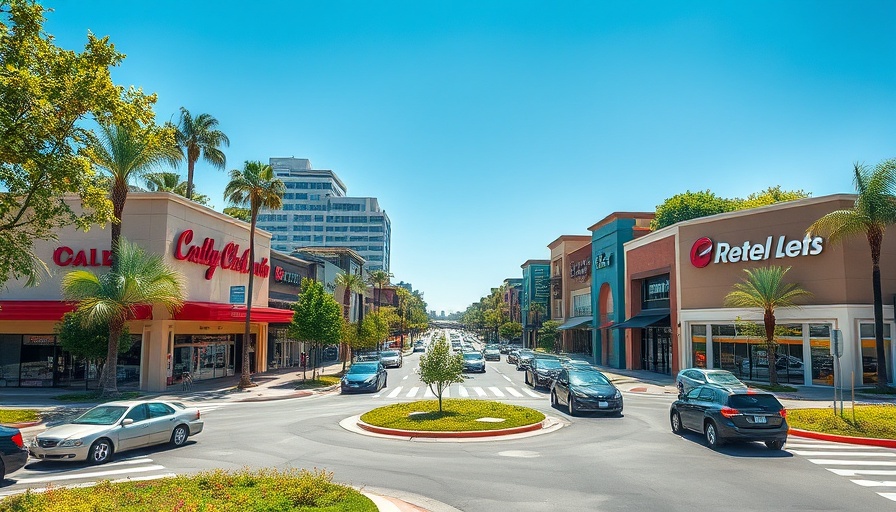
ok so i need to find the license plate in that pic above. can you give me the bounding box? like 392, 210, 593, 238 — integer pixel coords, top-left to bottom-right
598, 401, 609, 408
753, 415, 767, 423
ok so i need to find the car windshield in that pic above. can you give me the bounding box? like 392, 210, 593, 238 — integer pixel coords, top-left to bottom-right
463, 353, 482, 360
569, 371, 611, 386
381, 350, 399, 357
536, 359, 562, 369
72, 405, 128, 425
349, 363, 378, 374
706, 372, 743, 385
729, 394, 782, 410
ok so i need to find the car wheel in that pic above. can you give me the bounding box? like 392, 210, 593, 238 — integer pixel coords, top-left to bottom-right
531, 377, 538, 390
704, 421, 722, 449
524, 373, 529, 385
568, 395, 577, 417
670, 411, 683, 434
170, 425, 189, 447
551, 391, 558, 406
766, 439, 785, 450
88, 438, 113, 465
0, 459, 5, 484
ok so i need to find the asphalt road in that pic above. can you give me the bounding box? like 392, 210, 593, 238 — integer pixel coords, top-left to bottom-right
3, 338, 895, 511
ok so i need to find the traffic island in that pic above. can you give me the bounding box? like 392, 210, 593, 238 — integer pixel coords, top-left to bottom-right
788, 404, 896, 448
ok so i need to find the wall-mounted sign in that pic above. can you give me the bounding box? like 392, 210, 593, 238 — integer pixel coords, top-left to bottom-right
53, 247, 112, 267
594, 252, 612, 270
273, 266, 302, 286
533, 267, 551, 301
690, 235, 824, 268
570, 256, 592, 282
229, 285, 246, 304
174, 229, 271, 280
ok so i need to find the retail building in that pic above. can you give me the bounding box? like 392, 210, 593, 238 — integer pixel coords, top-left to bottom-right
520, 260, 551, 348
621, 195, 896, 388
548, 236, 593, 357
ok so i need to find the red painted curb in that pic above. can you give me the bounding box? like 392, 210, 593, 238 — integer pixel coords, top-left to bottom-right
790, 428, 896, 448
358, 419, 544, 438
0, 420, 42, 429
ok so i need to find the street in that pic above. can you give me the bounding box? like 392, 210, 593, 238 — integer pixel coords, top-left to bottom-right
2, 337, 894, 511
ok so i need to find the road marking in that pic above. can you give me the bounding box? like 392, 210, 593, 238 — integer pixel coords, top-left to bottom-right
792, 451, 896, 457
502, 375, 513, 383
424, 387, 435, 398
458, 386, 469, 397
14, 464, 168, 484
473, 387, 487, 397
786, 443, 880, 450
851, 480, 896, 487
406, 387, 419, 398
402, 375, 408, 380
523, 388, 540, 397
879, 493, 896, 502
808, 459, 896, 466
387, 387, 402, 398
489, 387, 505, 397
829, 469, 896, 477
443, 387, 450, 398
505, 387, 523, 397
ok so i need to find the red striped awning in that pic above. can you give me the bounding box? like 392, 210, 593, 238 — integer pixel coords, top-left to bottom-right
174, 302, 294, 323
0, 301, 152, 321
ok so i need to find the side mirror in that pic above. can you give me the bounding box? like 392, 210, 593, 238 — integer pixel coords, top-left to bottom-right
121, 418, 134, 426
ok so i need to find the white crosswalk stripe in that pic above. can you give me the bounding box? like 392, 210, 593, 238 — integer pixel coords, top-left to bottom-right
406, 386, 419, 397
458, 385, 469, 397
387, 386, 402, 398
1, 457, 175, 498
522, 388, 541, 397
505, 387, 523, 397
424, 387, 435, 398
488, 387, 505, 397
788, 438, 896, 502
367, 382, 546, 400
473, 387, 487, 397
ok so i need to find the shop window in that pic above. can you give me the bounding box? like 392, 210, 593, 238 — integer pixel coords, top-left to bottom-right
713, 323, 804, 385
20, 335, 56, 387
859, 323, 891, 385
642, 275, 670, 310
809, 324, 834, 386
0, 335, 22, 387
116, 334, 142, 388
691, 325, 707, 369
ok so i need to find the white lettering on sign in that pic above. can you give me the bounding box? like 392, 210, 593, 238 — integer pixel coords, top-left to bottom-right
713, 235, 823, 264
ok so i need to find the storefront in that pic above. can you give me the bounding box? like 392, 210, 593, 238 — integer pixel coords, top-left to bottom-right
0, 193, 293, 391
623, 194, 896, 387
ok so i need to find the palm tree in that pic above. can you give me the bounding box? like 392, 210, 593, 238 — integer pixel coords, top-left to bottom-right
808, 160, 896, 389
175, 108, 229, 201
724, 266, 811, 386
529, 302, 545, 349
334, 271, 366, 370
224, 161, 285, 389
61, 239, 185, 396
144, 172, 212, 206
88, 122, 181, 257
367, 270, 393, 312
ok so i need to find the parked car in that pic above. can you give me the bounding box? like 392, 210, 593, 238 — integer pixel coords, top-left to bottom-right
669, 385, 788, 450
551, 368, 622, 416
354, 352, 380, 362
515, 350, 536, 371
483, 348, 501, 361
341, 362, 387, 393
30, 400, 203, 465
526, 357, 564, 389
676, 368, 747, 396
562, 359, 593, 371
380, 350, 403, 368
462, 352, 487, 373
0, 425, 28, 483
740, 354, 804, 377
507, 348, 521, 364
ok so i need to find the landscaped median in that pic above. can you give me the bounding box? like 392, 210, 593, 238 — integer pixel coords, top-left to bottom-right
0, 409, 41, 428
358, 399, 546, 438
787, 404, 896, 448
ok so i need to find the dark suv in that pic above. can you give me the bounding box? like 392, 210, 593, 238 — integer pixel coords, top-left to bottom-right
670, 385, 788, 450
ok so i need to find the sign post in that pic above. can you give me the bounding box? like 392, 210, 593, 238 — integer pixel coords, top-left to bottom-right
831, 329, 843, 414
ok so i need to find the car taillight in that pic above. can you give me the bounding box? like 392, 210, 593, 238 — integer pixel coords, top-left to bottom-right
779, 408, 787, 418
195, 411, 201, 420
720, 407, 740, 418
11, 432, 24, 448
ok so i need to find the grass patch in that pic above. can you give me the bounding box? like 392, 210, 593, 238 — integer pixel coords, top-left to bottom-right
0, 468, 374, 512
361, 399, 545, 432
0, 409, 40, 425
857, 386, 896, 395
294, 376, 341, 389
54, 391, 142, 403
788, 404, 896, 439
747, 383, 798, 393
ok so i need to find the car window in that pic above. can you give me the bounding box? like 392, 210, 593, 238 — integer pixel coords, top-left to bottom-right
729, 394, 782, 410
697, 388, 716, 402
125, 404, 149, 422
569, 371, 610, 386
683, 370, 697, 379
72, 406, 128, 425
536, 359, 563, 369
349, 363, 378, 374
558, 370, 569, 382
147, 402, 175, 418
686, 388, 702, 400
706, 372, 742, 385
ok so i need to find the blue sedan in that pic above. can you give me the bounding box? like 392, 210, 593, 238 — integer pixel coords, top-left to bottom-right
341, 362, 387, 393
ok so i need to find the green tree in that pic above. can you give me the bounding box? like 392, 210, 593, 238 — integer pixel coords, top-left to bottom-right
143, 172, 211, 206
735, 186, 809, 210
418, 335, 464, 413
538, 320, 561, 352
290, 278, 343, 380
334, 271, 366, 369
367, 270, 393, 312
808, 160, 896, 389
175, 107, 229, 201
87, 122, 180, 256
61, 238, 185, 396
0, 0, 157, 285
224, 161, 285, 388
56, 311, 130, 388
222, 206, 250, 222
528, 302, 546, 349
651, 190, 734, 230
499, 321, 522, 341
723, 266, 811, 386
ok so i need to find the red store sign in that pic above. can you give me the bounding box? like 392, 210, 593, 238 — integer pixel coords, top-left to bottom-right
53, 247, 112, 267
174, 229, 270, 281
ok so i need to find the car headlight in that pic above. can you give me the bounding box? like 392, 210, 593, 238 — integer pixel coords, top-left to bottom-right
614, 390, 622, 399
572, 389, 590, 398
364, 377, 376, 384
59, 439, 83, 447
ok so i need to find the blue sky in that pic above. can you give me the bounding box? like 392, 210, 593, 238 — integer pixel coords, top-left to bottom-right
45, 1, 896, 314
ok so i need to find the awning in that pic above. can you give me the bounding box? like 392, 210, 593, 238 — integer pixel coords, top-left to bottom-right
614, 309, 670, 329
174, 302, 294, 323
557, 316, 593, 330
0, 301, 152, 321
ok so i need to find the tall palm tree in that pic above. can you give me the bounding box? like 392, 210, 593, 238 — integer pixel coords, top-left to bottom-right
144, 172, 211, 206
334, 271, 366, 370
724, 266, 811, 386
175, 107, 229, 201
61, 239, 185, 396
529, 302, 545, 349
224, 161, 285, 389
88, 122, 181, 257
367, 270, 393, 312
808, 160, 896, 389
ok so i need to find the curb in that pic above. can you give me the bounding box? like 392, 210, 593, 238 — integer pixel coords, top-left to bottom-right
0, 420, 42, 429
356, 418, 545, 438
789, 428, 896, 449
239, 390, 314, 402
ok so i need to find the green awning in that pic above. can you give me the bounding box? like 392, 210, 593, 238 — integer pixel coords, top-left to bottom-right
558, 316, 593, 330
613, 309, 670, 329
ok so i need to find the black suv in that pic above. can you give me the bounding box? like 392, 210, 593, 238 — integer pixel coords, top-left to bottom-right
670, 385, 788, 450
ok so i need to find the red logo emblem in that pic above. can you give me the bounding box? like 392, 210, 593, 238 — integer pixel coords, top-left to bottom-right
690, 238, 713, 268
274, 266, 285, 282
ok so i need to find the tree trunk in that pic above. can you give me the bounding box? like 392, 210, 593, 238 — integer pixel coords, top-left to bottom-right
186, 158, 195, 201
238, 210, 258, 389
764, 309, 778, 387
101, 318, 125, 397
872, 261, 890, 388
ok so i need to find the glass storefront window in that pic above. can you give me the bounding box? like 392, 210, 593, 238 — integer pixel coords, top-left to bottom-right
859, 323, 891, 385
691, 325, 707, 369
20, 335, 56, 387
809, 324, 833, 386
0, 335, 22, 387
173, 334, 234, 383
711, 323, 805, 385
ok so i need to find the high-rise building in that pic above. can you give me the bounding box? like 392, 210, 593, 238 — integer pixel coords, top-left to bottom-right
258, 158, 391, 272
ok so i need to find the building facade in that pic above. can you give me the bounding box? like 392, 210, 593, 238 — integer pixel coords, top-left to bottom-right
520, 260, 551, 349
557, 242, 593, 356
262, 157, 391, 272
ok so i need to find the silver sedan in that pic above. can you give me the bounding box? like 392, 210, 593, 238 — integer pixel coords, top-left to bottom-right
30, 400, 203, 465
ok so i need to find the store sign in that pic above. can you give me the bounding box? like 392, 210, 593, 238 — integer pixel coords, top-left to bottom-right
569, 256, 591, 282
595, 252, 612, 270
174, 229, 271, 280
690, 235, 824, 268
273, 266, 302, 286
52, 247, 112, 267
